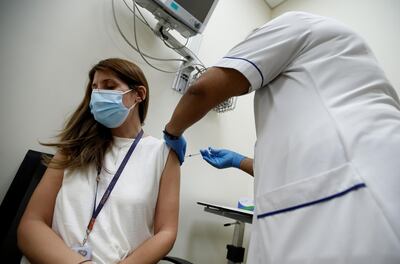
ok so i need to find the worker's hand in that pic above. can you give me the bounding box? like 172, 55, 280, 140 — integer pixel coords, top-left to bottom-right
200, 147, 245, 169
163, 130, 186, 165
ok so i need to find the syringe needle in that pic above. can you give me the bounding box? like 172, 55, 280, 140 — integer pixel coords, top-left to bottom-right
185, 153, 201, 158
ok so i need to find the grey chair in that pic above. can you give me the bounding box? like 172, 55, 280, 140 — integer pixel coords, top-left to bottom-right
0, 150, 192, 264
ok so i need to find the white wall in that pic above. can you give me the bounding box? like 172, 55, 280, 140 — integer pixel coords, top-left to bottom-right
272, 0, 400, 93
0, 0, 270, 262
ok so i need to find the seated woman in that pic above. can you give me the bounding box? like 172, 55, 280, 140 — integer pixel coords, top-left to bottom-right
17, 58, 180, 264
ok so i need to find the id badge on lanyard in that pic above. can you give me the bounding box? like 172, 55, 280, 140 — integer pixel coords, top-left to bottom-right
72, 129, 144, 258
71, 244, 93, 260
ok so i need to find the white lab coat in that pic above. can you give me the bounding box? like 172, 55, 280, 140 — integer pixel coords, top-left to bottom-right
214, 12, 400, 263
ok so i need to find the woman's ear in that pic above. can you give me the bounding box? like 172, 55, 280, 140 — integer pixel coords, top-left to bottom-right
136, 85, 147, 102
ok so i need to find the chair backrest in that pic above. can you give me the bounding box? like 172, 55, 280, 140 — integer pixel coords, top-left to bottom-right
0, 150, 52, 262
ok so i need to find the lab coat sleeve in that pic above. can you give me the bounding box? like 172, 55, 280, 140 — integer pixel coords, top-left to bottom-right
214, 12, 312, 93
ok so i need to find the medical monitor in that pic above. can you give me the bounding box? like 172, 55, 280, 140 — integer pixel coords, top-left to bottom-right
135, 0, 219, 38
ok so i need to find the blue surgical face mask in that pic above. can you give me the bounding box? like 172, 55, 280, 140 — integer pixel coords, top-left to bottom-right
89, 89, 138, 128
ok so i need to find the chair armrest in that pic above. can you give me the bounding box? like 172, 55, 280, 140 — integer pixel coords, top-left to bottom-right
162, 256, 193, 264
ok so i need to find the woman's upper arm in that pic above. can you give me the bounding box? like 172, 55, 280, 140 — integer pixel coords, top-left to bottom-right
153, 150, 180, 235
20, 152, 64, 226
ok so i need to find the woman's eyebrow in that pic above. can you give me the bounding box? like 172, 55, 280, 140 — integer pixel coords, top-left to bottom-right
92, 78, 117, 88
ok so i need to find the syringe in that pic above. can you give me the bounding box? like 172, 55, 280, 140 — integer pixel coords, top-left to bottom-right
185, 153, 201, 158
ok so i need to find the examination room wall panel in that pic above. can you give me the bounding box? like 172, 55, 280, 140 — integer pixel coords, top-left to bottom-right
272, 0, 400, 94
0, 0, 270, 263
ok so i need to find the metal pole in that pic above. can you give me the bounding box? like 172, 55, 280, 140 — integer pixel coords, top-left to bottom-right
227, 221, 245, 264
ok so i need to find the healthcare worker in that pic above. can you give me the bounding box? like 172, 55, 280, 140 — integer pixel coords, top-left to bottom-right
163, 12, 400, 263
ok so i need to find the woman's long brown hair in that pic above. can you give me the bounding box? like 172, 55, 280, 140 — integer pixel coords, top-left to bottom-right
42, 58, 149, 171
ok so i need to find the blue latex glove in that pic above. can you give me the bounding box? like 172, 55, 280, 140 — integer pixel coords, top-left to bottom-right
200, 147, 245, 169
163, 130, 186, 165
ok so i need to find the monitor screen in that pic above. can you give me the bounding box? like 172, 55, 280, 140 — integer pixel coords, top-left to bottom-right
136, 0, 219, 37
174, 0, 216, 23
